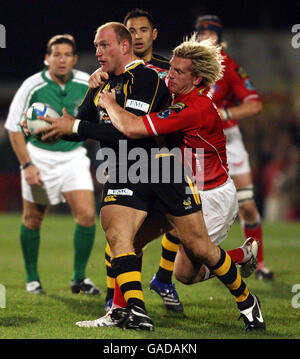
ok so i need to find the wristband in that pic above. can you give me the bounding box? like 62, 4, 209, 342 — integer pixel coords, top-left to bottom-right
223, 108, 232, 120
72, 119, 81, 134
20, 161, 33, 170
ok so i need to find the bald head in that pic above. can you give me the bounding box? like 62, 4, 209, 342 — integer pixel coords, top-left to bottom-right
96, 22, 132, 47
94, 22, 135, 75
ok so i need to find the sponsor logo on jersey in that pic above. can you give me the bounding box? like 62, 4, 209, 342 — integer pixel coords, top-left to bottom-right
104, 195, 117, 202
183, 197, 192, 209
157, 108, 172, 119
112, 82, 123, 95
158, 70, 168, 80
244, 79, 255, 90
157, 102, 187, 119
169, 102, 187, 112
107, 188, 133, 196
126, 99, 150, 113
236, 66, 248, 79
198, 87, 207, 95
99, 109, 111, 123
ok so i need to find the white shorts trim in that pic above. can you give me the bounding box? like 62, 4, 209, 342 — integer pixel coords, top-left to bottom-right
21, 143, 94, 205
200, 179, 238, 246
224, 126, 251, 176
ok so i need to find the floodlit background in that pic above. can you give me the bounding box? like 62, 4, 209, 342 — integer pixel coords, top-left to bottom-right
1, 0, 299, 221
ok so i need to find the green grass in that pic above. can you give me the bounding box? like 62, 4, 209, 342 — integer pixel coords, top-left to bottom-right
0, 213, 300, 339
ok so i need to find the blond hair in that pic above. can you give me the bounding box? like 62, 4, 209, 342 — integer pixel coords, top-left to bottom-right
172, 36, 224, 87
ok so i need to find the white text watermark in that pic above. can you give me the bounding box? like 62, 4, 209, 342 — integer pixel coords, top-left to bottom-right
291, 24, 300, 48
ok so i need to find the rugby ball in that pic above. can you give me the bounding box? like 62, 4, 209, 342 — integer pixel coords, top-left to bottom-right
26, 102, 60, 143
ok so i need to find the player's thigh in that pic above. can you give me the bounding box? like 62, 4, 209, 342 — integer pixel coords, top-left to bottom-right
63, 189, 95, 226
61, 148, 94, 194
100, 204, 148, 256
22, 199, 48, 229
225, 127, 251, 177
200, 179, 238, 246
166, 210, 216, 261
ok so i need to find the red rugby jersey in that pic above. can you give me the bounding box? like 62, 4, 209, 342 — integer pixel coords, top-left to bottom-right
142, 86, 229, 190
211, 50, 261, 130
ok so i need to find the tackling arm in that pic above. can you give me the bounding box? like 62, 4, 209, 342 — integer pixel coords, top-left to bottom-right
99, 89, 149, 139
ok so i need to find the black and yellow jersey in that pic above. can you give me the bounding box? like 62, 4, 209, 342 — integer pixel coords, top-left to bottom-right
149, 53, 170, 70
76, 59, 171, 177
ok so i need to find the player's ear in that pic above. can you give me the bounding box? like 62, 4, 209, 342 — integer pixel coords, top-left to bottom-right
152, 28, 158, 41
44, 54, 49, 66
72, 54, 78, 66
121, 39, 131, 55
193, 76, 203, 87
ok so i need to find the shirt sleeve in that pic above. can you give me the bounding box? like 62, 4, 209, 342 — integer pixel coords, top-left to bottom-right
77, 88, 99, 122
227, 58, 261, 103
142, 104, 193, 136
5, 80, 31, 132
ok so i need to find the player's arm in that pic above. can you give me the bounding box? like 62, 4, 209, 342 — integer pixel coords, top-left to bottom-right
218, 99, 262, 121
8, 131, 42, 186
99, 89, 148, 139
100, 90, 189, 138
5, 81, 42, 185
218, 62, 262, 121
37, 87, 115, 142
99, 68, 172, 138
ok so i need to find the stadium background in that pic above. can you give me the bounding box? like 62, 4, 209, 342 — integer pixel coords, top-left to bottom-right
1, 0, 299, 222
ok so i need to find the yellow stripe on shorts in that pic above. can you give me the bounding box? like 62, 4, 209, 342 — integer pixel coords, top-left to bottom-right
186, 175, 201, 205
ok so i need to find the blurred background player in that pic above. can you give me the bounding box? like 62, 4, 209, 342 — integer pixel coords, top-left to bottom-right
124, 8, 169, 77
5, 34, 100, 295
195, 15, 273, 281
101, 9, 171, 311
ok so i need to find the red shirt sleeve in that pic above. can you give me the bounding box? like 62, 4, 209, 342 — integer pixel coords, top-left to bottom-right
142, 105, 194, 136
226, 55, 261, 103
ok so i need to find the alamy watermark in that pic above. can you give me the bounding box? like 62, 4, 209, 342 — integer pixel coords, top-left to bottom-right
291, 24, 300, 48
95, 141, 204, 193
0, 24, 6, 48
291, 284, 300, 309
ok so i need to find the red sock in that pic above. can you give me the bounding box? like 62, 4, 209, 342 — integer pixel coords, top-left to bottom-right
243, 222, 264, 266
112, 279, 127, 308
227, 248, 246, 264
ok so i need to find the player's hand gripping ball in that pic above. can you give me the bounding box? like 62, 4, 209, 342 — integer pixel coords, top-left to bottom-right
26, 102, 60, 143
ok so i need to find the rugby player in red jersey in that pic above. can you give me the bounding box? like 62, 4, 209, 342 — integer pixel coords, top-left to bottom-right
195, 15, 273, 281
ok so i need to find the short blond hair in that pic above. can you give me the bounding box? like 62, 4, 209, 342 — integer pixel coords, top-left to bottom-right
172, 36, 224, 87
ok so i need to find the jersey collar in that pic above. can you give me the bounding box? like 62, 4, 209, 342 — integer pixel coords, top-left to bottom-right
41, 67, 74, 84
124, 59, 144, 72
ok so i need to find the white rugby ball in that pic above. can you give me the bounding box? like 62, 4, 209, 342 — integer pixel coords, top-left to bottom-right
26, 102, 60, 143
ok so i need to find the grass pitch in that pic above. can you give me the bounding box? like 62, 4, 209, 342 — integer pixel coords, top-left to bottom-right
0, 213, 300, 340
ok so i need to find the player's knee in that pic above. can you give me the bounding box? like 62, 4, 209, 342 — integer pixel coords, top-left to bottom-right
174, 269, 195, 285
23, 212, 43, 230
104, 227, 123, 248
239, 200, 258, 222
181, 237, 210, 261
74, 206, 95, 227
